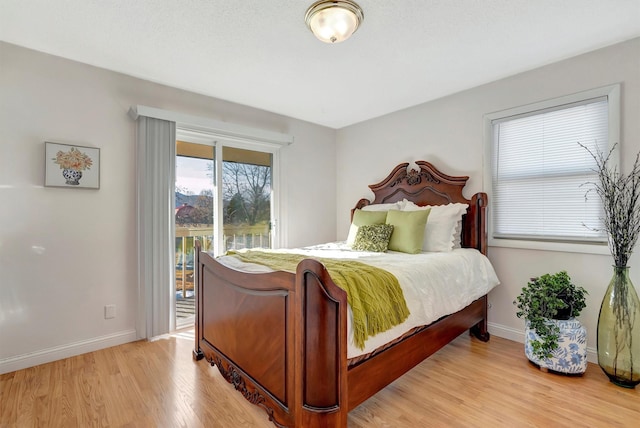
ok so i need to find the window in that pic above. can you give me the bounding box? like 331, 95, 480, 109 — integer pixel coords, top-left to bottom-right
484, 85, 620, 252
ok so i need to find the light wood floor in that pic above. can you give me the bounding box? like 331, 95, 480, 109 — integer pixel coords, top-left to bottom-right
1, 331, 637, 428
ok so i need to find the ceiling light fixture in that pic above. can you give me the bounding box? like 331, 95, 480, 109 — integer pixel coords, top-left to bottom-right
305, 0, 364, 44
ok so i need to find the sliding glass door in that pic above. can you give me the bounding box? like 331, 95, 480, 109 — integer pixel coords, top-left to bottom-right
173, 134, 277, 329
175, 141, 214, 327
221, 146, 273, 252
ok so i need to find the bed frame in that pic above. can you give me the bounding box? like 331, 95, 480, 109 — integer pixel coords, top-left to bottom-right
193, 161, 490, 427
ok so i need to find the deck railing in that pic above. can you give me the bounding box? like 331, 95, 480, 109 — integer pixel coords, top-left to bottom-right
223, 224, 271, 251
175, 225, 271, 301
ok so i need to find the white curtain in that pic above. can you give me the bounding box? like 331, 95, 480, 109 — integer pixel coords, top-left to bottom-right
136, 116, 176, 338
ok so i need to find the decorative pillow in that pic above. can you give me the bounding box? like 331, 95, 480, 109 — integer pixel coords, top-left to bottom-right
385, 209, 431, 254
402, 201, 468, 252
346, 209, 388, 245
353, 224, 394, 252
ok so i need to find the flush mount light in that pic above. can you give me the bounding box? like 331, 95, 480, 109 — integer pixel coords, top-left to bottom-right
305, 0, 364, 44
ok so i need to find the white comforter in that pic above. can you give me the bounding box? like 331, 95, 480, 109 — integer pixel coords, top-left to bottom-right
216, 242, 500, 359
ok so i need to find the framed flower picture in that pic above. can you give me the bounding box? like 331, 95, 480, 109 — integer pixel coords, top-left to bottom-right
45, 142, 100, 189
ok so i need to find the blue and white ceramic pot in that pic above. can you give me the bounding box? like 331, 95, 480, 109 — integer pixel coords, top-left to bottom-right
525, 318, 587, 374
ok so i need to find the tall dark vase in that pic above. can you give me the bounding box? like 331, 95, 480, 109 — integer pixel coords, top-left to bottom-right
597, 266, 640, 388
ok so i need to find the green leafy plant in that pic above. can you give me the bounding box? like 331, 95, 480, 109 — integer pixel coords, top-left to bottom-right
515, 271, 587, 359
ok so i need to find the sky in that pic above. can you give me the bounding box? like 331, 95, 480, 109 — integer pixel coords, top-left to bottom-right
175, 156, 213, 195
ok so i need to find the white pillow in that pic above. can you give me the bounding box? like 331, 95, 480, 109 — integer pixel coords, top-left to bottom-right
452, 219, 463, 249
361, 202, 402, 211
402, 200, 468, 252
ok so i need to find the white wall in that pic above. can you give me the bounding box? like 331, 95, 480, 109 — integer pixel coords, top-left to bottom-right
2, 37, 638, 373
0, 42, 336, 373
336, 38, 640, 360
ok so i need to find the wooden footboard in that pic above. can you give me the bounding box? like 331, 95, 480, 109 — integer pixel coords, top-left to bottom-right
194, 243, 350, 427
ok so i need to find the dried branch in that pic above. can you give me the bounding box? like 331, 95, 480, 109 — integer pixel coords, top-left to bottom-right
581, 143, 640, 267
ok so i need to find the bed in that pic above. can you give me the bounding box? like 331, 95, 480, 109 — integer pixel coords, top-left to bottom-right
193, 160, 498, 427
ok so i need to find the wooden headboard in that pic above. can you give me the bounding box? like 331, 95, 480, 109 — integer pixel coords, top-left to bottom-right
352, 161, 487, 255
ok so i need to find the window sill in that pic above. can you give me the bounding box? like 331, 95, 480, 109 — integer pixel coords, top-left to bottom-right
489, 238, 611, 255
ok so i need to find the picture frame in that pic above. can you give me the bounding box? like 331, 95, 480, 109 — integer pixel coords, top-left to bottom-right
45, 142, 100, 189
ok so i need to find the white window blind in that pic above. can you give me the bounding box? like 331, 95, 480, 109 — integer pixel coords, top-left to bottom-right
491, 98, 609, 243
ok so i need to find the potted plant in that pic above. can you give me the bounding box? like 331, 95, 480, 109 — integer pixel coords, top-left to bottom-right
515, 271, 588, 373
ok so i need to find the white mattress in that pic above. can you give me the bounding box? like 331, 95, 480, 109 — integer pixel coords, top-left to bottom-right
216, 242, 500, 359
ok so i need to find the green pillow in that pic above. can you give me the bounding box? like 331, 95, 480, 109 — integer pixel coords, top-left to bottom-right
386, 209, 431, 254
346, 209, 389, 245
353, 224, 394, 252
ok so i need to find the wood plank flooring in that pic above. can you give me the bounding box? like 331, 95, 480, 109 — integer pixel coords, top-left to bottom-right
1, 331, 637, 427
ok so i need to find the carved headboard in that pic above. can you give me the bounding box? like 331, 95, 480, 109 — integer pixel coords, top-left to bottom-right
352, 161, 487, 254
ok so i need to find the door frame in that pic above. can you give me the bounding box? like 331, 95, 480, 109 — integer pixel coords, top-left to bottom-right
173, 128, 283, 330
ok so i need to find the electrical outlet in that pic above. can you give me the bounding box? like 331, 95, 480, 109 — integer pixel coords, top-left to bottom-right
104, 304, 116, 319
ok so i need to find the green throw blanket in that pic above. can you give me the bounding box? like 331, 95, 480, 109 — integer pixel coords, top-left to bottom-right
226, 250, 410, 349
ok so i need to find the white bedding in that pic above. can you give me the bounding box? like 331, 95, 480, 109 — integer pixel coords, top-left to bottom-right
216, 242, 500, 359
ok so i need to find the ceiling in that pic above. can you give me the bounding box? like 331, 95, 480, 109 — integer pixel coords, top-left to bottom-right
1, 1, 639, 129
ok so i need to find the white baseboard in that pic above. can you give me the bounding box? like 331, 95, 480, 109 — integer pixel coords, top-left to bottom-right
488, 322, 598, 364
0, 329, 138, 375
488, 321, 524, 343
1, 324, 600, 375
